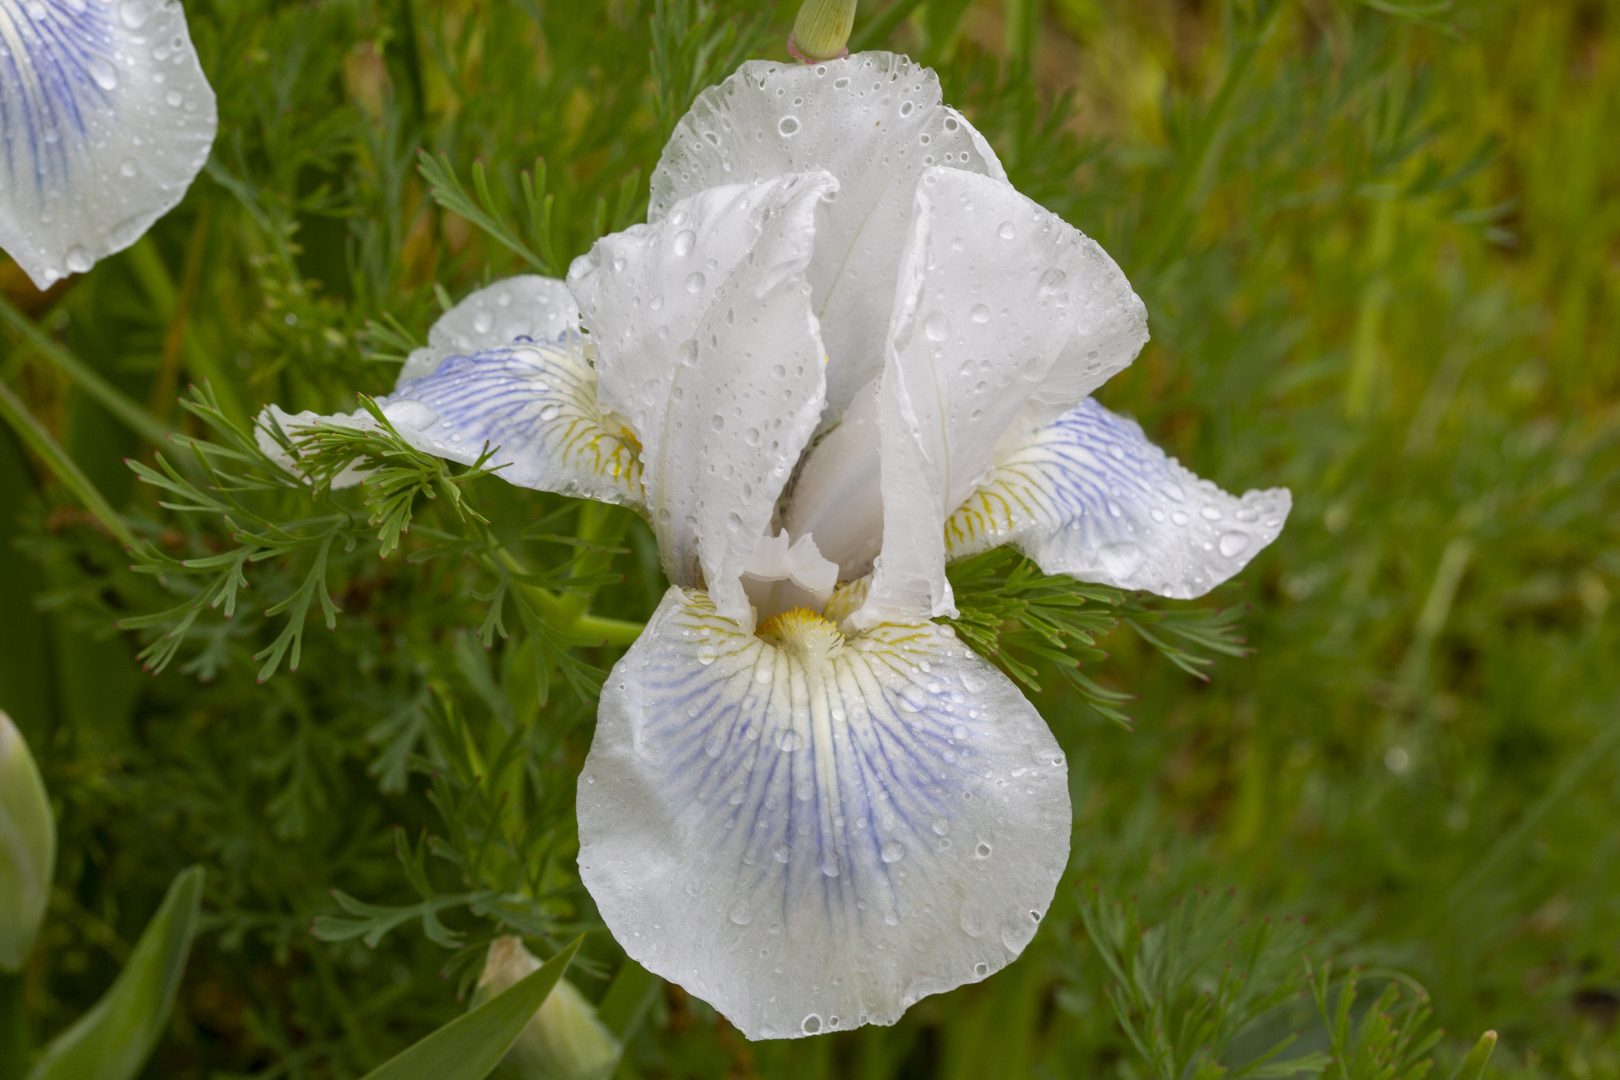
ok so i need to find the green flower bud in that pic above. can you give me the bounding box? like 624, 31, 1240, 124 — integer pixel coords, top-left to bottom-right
0, 712, 55, 972
790, 0, 857, 64
475, 937, 621, 1080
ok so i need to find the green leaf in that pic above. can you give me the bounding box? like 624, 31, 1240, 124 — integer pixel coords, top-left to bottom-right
361, 937, 581, 1080
26, 866, 204, 1080
1449, 1030, 1498, 1080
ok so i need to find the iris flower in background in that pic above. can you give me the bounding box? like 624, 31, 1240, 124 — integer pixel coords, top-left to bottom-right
0, 0, 216, 289
264, 52, 1290, 1039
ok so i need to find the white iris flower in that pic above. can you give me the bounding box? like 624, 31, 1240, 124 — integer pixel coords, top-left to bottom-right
261, 53, 1290, 1039
0, 0, 215, 289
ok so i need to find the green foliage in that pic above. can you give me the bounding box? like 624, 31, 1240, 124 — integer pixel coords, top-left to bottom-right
0, 0, 1615, 1077
359, 937, 580, 1080
24, 868, 204, 1080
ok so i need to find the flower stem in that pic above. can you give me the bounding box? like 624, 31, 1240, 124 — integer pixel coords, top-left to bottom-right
0, 971, 27, 1080
0, 295, 172, 448
0, 378, 140, 550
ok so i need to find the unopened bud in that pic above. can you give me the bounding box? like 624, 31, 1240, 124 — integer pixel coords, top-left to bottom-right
476, 937, 621, 1080
790, 0, 857, 64
0, 712, 54, 972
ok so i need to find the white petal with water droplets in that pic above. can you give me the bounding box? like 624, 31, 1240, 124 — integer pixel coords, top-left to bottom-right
258, 339, 643, 508
651, 53, 1006, 421
398, 275, 579, 383
577, 587, 1071, 1041
946, 398, 1291, 597
816, 167, 1146, 626
569, 173, 836, 624
0, 0, 216, 288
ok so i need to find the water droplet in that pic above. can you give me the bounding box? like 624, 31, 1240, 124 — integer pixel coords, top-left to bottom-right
970, 304, 991, 324
932, 819, 950, 837
1099, 541, 1145, 578
997, 221, 1016, 240
1037, 268, 1068, 298
87, 57, 119, 91
729, 901, 753, 926
802, 1014, 822, 1034
880, 840, 906, 863
778, 116, 801, 138
975, 841, 993, 859
1218, 531, 1251, 558
973, 962, 989, 977
685, 271, 706, 294
119, 0, 155, 28
673, 229, 696, 256
925, 312, 950, 342
1201, 505, 1225, 521
64, 247, 94, 274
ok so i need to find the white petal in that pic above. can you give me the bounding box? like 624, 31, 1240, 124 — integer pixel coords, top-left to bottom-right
568, 173, 836, 623
258, 339, 644, 509
399, 275, 579, 384
947, 398, 1291, 598
834, 167, 1146, 625
652, 53, 1005, 421
577, 588, 1071, 1041
0, 0, 216, 289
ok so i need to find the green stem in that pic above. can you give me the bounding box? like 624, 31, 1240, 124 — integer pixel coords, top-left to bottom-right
0, 378, 140, 549
485, 545, 644, 646
574, 613, 646, 646
0, 971, 27, 1080
0, 295, 172, 448
126, 236, 250, 431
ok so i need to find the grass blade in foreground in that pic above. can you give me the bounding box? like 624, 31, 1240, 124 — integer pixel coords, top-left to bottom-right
25, 867, 204, 1080
361, 937, 582, 1080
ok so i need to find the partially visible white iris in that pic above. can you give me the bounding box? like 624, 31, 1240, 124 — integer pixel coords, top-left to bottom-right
261, 52, 1290, 1040
0, 0, 216, 288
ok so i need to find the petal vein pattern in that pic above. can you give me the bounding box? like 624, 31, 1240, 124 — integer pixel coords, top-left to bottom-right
577, 588, 1071, 1040
0, 0, 216, 288
946, 398, 1291, 597
261, 339, 644, 509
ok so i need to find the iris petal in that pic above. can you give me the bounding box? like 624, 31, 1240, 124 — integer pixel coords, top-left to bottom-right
0, 0, 215, 288
261, 337, 644, 509
577, 588, 1071, 1040
398, 276, 579, 383
651, 53, 1006, 421
569, 173, 837, 623
946, 398, 1291, 598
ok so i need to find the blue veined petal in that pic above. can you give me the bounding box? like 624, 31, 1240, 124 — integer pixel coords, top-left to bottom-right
946, 398, 1291, 598
398, 276, 579, 384
577, 587, 1071, 1040
259, 338, 645, 509
0, 0, 216, 289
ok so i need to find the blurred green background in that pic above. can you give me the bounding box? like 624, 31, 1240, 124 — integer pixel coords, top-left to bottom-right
1, 0, 1617, 1076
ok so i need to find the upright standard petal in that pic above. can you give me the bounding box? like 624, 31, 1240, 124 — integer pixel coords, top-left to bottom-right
260, 337, 644, 509
569, 173, 837, 624
822, 167, 1146, 625
946, 398, 1291, 598
398, 275, 580, 383
577, 588, 1071, 1040
0, 0, 216, 288
651, 53, 1005, 419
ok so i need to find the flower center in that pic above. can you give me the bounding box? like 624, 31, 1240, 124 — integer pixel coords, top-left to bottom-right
756, 606, 845, 663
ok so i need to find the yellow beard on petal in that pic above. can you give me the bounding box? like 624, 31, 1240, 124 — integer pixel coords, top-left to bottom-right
756, 607, 845, 665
